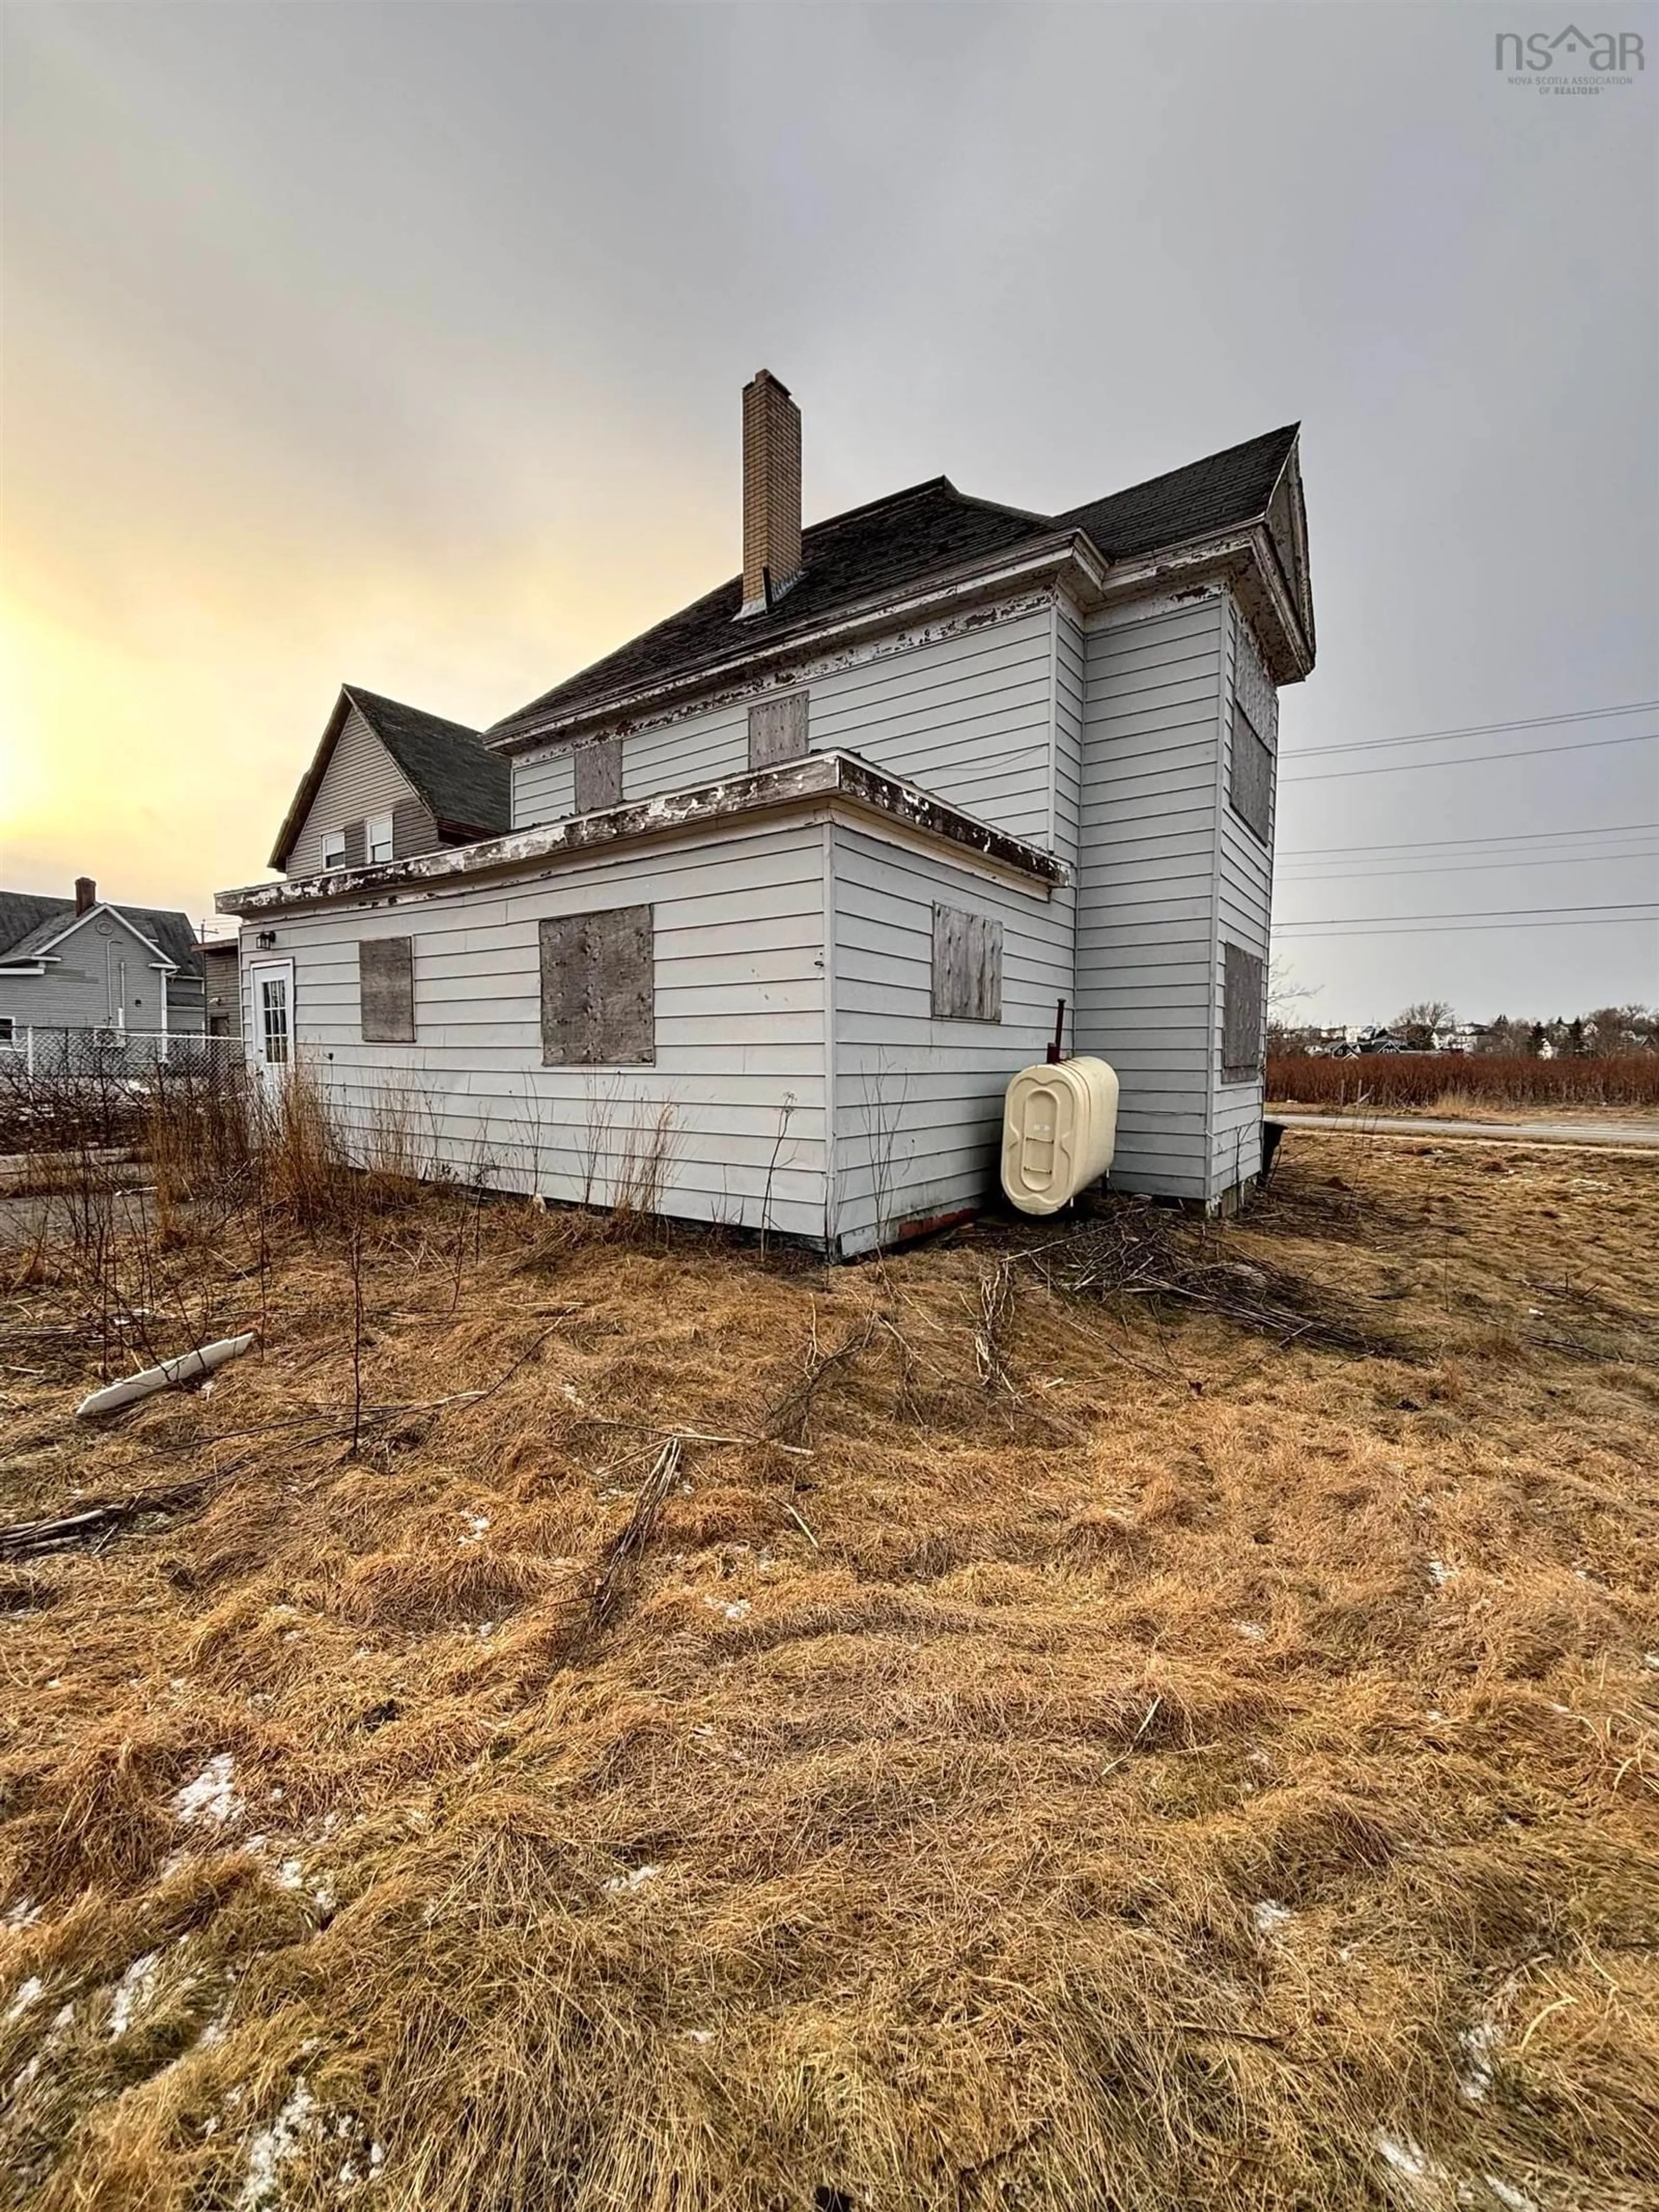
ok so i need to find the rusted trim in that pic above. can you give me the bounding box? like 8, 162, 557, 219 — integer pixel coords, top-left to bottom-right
216, 751, 1068, 917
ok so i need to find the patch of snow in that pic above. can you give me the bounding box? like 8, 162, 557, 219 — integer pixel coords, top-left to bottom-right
4, 1976, 44, 2025
174, 1753, 242, 1827
1480, 2180, 1536, 2212
2, 1897, 42, 1929
684, 2027, 714, 2043
1458, 2018, 1500, 2102
459, 1514, 489, 1547
1642, 1652, 1659, 1671
108, 1951, 162, 2037
274, 1859, 305, 1891
476, 1622, 495, 1638
1233, 1620, 1267, 1641
236, 2079, 318, 2210
312, 1880, 337, 1913
1427, 1560, 1453, 1587
605, 1862, 661, 1894
1374, 2130, 1449, 2201
50, 2002, 75, 2031
1252, 1900, 1292, 1937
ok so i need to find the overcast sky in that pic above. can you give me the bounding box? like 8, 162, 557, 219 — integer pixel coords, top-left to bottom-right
3, 1, 1655, 1025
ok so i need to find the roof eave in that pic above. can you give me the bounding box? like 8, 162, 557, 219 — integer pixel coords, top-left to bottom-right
1090, 524, 1314, 684
487, 532, 1112, 756
216, 751, 1068, 917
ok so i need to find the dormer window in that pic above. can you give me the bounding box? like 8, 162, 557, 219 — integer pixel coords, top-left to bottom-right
366, 814, 394, 865
321, 829, 347, 870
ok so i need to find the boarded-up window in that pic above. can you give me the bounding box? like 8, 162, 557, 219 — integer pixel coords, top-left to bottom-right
1228, 701, 1274, 843
342, 820, 367, 869
1222, 942, 1264, 1081
359, 937, 415, 1043
931, 905, 1003, 1023
540, 906, 655, 1066
748, 692, 808, 770
574, 738, 623, 814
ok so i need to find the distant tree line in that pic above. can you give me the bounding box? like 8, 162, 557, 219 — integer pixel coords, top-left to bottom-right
1268, 1002, 1658, 1058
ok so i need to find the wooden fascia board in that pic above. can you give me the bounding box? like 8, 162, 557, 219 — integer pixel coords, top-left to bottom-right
1092, 525, 1312, 684
268, 689, 354, 870
488, 535, 1110, 756
216, 751, 1068, 917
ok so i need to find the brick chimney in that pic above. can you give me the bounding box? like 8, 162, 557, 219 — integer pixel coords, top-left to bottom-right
75, 876, 96, 915
739, 369, 803, 617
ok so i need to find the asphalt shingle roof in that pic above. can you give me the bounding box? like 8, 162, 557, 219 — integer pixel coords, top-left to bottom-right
344, 687, 510, 837
488, 423, 1300, 743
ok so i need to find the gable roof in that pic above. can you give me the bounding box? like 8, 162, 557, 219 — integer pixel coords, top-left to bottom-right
270, 685, 511, 870
487, 423, 1304, 746
0, 893, 200, 974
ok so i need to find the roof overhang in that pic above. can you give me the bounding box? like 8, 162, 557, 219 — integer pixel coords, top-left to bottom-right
1086, 524, 1313, 685
216, 750, 1069, 917
487, 533, 1113, 755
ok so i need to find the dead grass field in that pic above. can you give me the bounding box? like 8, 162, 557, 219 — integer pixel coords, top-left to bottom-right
2, 1131, 1656, 2212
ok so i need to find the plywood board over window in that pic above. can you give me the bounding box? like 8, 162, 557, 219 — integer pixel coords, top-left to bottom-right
359, 937, 415, 1043
1227, 701, 1274, 844
540, 905, 655, 1066
748, 692, 808, 769
1222, 942, 1265, 1080
931, 904, 1003, 1022
574, 737, 623, 814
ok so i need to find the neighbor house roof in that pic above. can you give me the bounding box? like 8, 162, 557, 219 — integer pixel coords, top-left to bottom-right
487, 423, 1303, 747
0, 893, 200, 975
270, 685, 512, 870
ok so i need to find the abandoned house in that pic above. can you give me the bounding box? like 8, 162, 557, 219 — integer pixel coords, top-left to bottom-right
218, 373, 1315, 1254
0, 880, 205, 1045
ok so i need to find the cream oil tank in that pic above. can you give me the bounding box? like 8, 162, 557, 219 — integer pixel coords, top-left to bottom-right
1000, 1057, 1120, 1216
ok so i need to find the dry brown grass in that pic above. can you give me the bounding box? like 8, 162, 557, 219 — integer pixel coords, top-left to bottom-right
1, 1133, 1656, 2212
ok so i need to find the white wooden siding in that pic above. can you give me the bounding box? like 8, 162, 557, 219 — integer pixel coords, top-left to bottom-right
509, 606, 1058, 850
245, 821, 833, 1240
511, 745, 576, 829
1074, 594, 1225, 1204
808, 608, 1055, 844
287, 707, 420, 878
1211, 599, 1278, 1198
829, 824, 1072, 1255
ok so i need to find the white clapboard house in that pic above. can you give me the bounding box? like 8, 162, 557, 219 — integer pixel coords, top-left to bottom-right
218, 374, 1314, 1254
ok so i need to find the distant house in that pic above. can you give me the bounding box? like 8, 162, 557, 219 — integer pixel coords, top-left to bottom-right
0, 880, 204, 1043
202, 940, 242, 1038
221, 373, 1315, 1246
268, 687, 510, 878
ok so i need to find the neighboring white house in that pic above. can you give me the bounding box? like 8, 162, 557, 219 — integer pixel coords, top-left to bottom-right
0, 880, 205, 1044
219, 373, 1315, 1252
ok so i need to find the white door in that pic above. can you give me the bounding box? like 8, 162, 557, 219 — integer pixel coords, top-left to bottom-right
247, 959, 295, 1101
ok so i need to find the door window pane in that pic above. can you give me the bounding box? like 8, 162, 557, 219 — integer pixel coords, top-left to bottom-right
260, 976, 290, 1064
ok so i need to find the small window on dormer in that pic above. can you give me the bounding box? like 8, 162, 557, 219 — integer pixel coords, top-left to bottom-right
321, 829, 347, 870
366, 814, 394, 865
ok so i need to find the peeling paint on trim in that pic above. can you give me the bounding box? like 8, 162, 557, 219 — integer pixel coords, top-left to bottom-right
217, 751, 1069, 917
489, 535, 1110, 755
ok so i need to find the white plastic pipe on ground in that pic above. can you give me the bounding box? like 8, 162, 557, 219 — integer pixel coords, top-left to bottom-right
76, 1333, 257, 1419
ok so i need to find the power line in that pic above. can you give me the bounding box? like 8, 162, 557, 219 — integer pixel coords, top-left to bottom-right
1282, 699, 1657, 761
1278, 731, 1657, 783
1278, 820, 1659, 859
1275, 899, 1659, 935
1278, 848, 1659, 886
1274, 913, 1658, 937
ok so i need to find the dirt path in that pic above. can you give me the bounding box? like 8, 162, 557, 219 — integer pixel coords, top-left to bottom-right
1271, 1112, 1659, 1149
